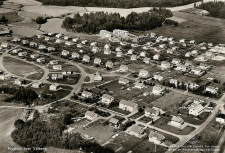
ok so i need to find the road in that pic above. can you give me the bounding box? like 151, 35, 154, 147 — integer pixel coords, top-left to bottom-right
5, 43, 225, 153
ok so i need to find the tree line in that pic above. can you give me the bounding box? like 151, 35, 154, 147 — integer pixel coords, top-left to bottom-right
62, 8, 173, 33
12, 119, 114, 153
0, 86, 38, 105
196, 2, 225, 19
36, 0, 200, 8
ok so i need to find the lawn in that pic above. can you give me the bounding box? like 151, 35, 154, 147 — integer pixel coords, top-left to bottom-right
153, 116, 196, 135
138, 116, 153, 124
0, 12, 24, 23
48, 74, 80, 85
151, 91, 189, 112
152, 10, 225, 44
3, 56, 44, 79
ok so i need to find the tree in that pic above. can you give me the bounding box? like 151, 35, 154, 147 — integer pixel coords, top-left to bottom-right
35, 16, 47, 24
63, 113, 73, 125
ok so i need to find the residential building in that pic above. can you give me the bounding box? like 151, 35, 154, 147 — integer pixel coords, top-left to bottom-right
145, 107, 160, 118
153, 75, 163, 81
119, 65, 128, 72
93, 71, 103, 81
130, 55, 138, 61
82, 55, 90, 63
32, 82, 44, 88
105, 61, 113, 69
152, 85, 165, 95
49, 84, 60, 91
128, 124, 145, 138
149, 131, 165, 145
119, 99, 138, 112
118, 78, 129, 85
71, 52, 80, 59
102, 94, 114, 105
189, 104, 205, 116
82, 91, 93, 98
134, 82, 145, 89
169, 116, 184, 128
205, 86, 219, 94
216, 114, 225, 124
53, 65, 62, 70
51, 73, 63, 80
139, 69, 149, 78
61, 50, 70, 56
15, 78, 25, 86
109, 118, 120, 128
143, 57, 150, 64
161, 61, 170, 69
94, 58, 101, 65
85, 111, 98, 121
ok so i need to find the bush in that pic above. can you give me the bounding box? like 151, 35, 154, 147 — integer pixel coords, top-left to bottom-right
35, 16, 47, 24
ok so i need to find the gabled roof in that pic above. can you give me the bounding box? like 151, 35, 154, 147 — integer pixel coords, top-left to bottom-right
190, 104, 204, 112
149, 131, 165, 141
109, 118, 119, 124
171, 116, 184, 123
102, 94, 113, 99
120, 99, 137, 107
129, 124, 143, 134
145, 107, 158, 115
216, 114, 225, 119
85, 111, 96, 117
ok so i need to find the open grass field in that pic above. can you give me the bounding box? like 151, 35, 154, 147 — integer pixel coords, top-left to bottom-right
0, 12, 24, 24
0, 107, 24, 153
3, 56, 44, 79
152, 10, 225, 43
41, 18, 67, 33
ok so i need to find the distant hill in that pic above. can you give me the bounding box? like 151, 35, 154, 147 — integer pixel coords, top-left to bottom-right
36, 0, 200, 8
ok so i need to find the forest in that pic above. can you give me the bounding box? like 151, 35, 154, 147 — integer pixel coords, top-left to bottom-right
62, 8, 173, 33
36, 0, 200, 8
0, 86, 38, 105
196, 2, 225, 19
12, 118, 114, 153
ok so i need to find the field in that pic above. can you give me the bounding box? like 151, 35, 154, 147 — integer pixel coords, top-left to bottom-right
41, 18, 66, 33
151, 91, 189, 112
3, 56, 44, 80
152, 10, 225, 43
0, 12, 24, 24
0, 107, 24, 153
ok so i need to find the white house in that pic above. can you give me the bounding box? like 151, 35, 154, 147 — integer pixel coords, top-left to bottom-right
49, 60, 59, 65
77, 43, 83, 48
143, 57, 151, 64
94, 58, 101, 65
105, 61, 113, 69
82, 55, 90, 63
145, 107, 160, 118
115, 46, 123, 52
1, 42, 8, 48
65, 41, 74, 46
216, 114, 225, 124
161, 61, 170, 69
104, 49, 111, 55
149, 131, 165, 145
102, 94, 114, 105
134, 82, 145, 89
85, 111, 98, 121
92, 46, 101, 53
116, 51, 123, 57
175, 64, 187, 72
140, 51, 146, 57
191, 68, 205, 75
205, 86, 219, 95
49, 84, 60, 91
22, 40, 29, 45
53, 65, 62, 70
119, 65, 128, 72
127, 49, 134, 55
61, 50, 70, 56
139, 69, 149, 78
47, 47, 55, 52
152, 85, 165, 95
153, 54, 160, 60
153, 75, 163, 82
130, 55, 138, 61
29, 42, 37, 47
104, 44, 111, 50
15, 78, 25, 86
36, 57, 45, 63
119, 99, 138, 112
189, 104, 205, 116
93, 71, 103, 81
82, 91, 93, 98
128, 124, 145, 138
71, 52, 80, 59
118, 78, 129, 85
38, 44, 46, 50
172, 58, 181, 65
169, 116, 184, 128
18, 52, 27, 57
51, 73, 63, 80
32, 82, 44, 88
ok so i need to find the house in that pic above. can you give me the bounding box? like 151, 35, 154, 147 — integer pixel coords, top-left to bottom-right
29, 42, 37, 47
169, 116, 184, 128
159, 44, 166, 49
82, 91, 93, 98
38, 44, 46, 50
12, 37, 21, 42
189, 104, 205, 116
175, 64, 187, 72
91, 46, 101, 53
172, 46, 179, 51
85, 111, 98, 121
109, 118, 120, 128
139, 69, 149, 78
195, 55, 207, 62
130, 55, 138, 61
104, 49, 111, 55
140, 51, 146, 57
143, 57, 150, 64
150, 32, 156, 38
100, 30, 112, 39
179, 39, 185, 43
113, 29, 129, 38
15, 78, 25, 86
189, 40, 196, 44
18, 52, 27, 57
36, 34, 43, 39
47, 47, 55, 52
94, 58, 101, 65
127, 49, 134, 55
56, 33, 63, 38
51, 73, 63, 80
32, 82, 44, 88
45, 36, 50, 41
145, 107, 160, 118
185, 52, 191, 58
49, 60, 59, 65
0, 73, 11, 80
82, 55, 90, 63
200, 10, 209, 16
93, 71, 103, 81
90, 42, 97, 47
115, 46, 122, 52
102, 94, 114, 105
72, 37, 79, 42
167, 49, 174, 54
55, 39, 63, 44
172, 58, 181, 65
1, 42, 8, 48
216, 114, 225, 124
81, 40, 88, 44
104, 44, 111, 50
153, 75, 163, 81
119, 65, 128, 72
118, 78, 129, 85
134, 82, 145, 89
185, 60, 193, 67
161, 61, 171, 69
153, 54, 160, 60
199, 63, 210, 70
119, 99, 138, 112
12, 48, 22, 54
128, 124, 145, 138
53, 65, 62, 70
149, 131, 165, 145
71, 52, 80, 59
65, 41, 74, 46
170, 79, 178, 87
105, 61, 113, 69
64, 35, 72, 40
152, 85, 165, 95
36, 57, 45, 63
22, 40, 29, 45
77, 43, 83, 48
116, 51, 123, 57
61, 50, 70, 56
205, 86, 219, 94
191, 68, 205, 75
